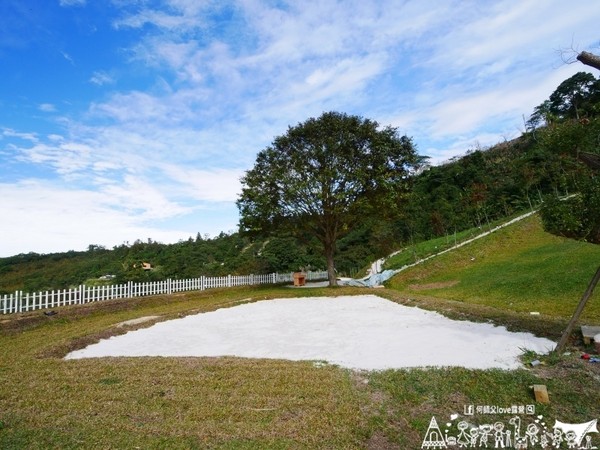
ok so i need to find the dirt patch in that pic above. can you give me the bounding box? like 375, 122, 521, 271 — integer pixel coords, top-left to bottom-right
408, 280, 459, 290
116, 316, 160, 327
534, 355, 600, 381
38, 327, 129, 359
349, 372, 402, 449
366, 430, 401, 450
0, 295, 161, 335
0, 314, 51, 333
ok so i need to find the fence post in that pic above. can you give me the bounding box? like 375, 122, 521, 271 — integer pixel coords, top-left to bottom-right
3, 269, 329, 315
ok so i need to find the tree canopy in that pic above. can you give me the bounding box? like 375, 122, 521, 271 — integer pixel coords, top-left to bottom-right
530, 72, 600, 244
528, 72, 600, 129
237, 111, 421, 286
548, 72, 600, 120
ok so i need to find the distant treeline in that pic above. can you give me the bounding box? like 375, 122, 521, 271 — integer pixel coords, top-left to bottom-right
1, 71, 599, 294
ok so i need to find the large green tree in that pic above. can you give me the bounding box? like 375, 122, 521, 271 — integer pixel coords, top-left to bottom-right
548, 72, 600, 120
237, 111, 421, 286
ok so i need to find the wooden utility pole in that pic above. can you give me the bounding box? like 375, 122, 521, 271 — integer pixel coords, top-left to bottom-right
554, 266, 600, 353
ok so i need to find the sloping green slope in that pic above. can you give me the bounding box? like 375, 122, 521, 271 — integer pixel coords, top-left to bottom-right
388, 214, 600, 322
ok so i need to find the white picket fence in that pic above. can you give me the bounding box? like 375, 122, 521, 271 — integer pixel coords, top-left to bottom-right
0, 271, 328, 315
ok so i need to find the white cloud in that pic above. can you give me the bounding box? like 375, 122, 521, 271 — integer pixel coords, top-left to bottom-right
394, 46, 594, 160
38, 103, 57, 112
113, 1, 214, 31
162, 166, 243, 203
89, 71, 115, 86
2, 128, 39, 143
99, 174, 192, 220
90, 91, 173, 123
60, 0, 86, 7
423, 1, 598, 74
0, 178, 241, 256
16, 141, 94, 176
0, 180, 188, 256
61, 51, 74, 64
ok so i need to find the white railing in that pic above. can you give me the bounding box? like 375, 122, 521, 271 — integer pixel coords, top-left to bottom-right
0, 271, 328, 315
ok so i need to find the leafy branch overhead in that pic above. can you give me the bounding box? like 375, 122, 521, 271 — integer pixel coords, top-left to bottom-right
237, 111, 423, 286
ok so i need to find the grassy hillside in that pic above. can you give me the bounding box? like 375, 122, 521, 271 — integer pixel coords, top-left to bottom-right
387, 214, 600, 323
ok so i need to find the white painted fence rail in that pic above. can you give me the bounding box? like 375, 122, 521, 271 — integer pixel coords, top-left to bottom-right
1, 271, 328, 315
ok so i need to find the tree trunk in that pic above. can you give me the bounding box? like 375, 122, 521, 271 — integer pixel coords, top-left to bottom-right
324, 239, 337, 287
577, 51, 600, 71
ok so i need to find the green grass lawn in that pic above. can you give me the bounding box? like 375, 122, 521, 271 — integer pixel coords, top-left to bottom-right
0, 286, 373, 449
383, 227, 483, 270
387, 215, 600, 323
2, 218, 600, 449
383, 211, 531, 271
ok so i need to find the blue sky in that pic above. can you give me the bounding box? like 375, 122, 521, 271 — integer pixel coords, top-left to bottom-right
1, 0, 599, 257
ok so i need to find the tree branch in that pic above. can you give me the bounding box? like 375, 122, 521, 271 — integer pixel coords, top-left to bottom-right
577, 51, 600, 71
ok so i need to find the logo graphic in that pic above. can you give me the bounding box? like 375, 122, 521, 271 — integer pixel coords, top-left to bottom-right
420, 414, 598, 449
422, 416, 447, 449
554, 420, 599, 448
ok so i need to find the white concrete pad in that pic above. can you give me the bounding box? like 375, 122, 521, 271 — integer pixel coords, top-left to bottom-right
65, 295, 555, 370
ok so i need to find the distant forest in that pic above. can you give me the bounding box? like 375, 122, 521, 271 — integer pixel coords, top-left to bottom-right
1, 71, 599, 294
